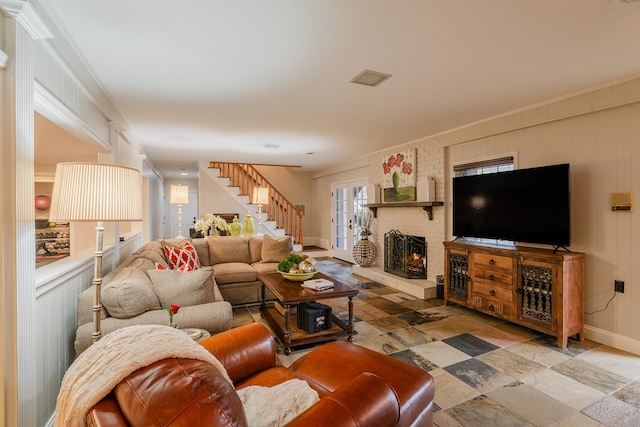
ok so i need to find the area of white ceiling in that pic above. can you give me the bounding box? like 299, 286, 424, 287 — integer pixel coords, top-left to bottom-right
34, 113, 98, 169
41, 0, 640, 177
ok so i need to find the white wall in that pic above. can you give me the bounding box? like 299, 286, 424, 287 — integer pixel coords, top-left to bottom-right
310, 145, 446, 281
0, 4, 151, 426
311, 160, 369, 249
366, 142, 446, 282
198, 167, 250, 218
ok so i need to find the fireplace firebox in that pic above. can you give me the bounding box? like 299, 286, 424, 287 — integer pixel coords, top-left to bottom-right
384, 230, 427, 279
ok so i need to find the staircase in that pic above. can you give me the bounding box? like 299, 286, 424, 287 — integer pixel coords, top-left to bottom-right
209, 162, 304, 246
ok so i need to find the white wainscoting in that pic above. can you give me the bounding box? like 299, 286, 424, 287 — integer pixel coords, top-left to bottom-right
35, 233, 142, 427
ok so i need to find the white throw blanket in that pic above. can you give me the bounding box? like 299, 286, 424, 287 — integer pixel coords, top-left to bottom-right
238, 379, 319, 426
54, 325, 231, 427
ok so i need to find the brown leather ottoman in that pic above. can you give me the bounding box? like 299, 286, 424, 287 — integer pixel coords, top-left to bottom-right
289, 341, 435, 427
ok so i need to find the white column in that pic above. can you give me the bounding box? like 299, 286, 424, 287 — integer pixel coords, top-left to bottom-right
0, 3, 52, 426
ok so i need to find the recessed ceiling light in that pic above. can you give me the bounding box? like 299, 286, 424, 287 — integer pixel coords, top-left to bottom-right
264, 144, 281, 149
306, 152, 315, 155
350, 69, 392, 87
180, 169, 188, 176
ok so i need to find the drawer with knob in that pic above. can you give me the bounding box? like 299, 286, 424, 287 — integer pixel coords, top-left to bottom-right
473, 280, 513, 302
473, 253, 513, 270
473, 266, 513, 285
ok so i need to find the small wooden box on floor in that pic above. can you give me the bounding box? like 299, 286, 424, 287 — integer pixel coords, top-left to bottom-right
444, 240, 584, 348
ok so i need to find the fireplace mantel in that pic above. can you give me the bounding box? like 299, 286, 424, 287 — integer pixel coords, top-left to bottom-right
364, 201, 444, 220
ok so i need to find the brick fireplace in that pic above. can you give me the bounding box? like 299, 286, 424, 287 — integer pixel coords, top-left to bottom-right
384, 230, 427, 279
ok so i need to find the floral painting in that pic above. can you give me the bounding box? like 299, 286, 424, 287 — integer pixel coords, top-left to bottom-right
382, 149, 416, 202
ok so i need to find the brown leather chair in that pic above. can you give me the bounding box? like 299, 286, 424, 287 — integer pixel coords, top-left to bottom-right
87, 323, 435, 426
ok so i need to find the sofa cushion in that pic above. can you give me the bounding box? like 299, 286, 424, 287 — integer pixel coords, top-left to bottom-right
248, 235, 263, 263
164, 241, 200, 271
213, 263, 257, 284
191, 238, 210, 266
101, 267, 161, 319
130, 240, 168, 267
208, 237, 250, 265
261, 235, 292, 263
251, 262, 279, 274
126, 256, 156, 274
148, 267, 216, 307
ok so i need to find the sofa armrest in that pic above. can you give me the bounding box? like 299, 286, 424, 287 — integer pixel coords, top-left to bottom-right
199, 323, 276, 384
288, 372, 400, 427
86, 393, 128, 427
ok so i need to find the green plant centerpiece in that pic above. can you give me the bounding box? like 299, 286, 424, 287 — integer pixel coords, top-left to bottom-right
277, 254, 318, 281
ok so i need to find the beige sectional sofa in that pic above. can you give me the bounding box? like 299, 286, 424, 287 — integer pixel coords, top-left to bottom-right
75, 234, 294, 354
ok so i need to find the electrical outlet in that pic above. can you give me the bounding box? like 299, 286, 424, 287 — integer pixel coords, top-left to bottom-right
615, 280, 625, 293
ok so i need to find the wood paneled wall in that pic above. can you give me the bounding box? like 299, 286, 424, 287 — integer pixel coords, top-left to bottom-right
443, 77, 640, 345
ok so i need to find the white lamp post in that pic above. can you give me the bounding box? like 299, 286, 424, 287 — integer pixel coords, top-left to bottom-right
170, 184, 189, 238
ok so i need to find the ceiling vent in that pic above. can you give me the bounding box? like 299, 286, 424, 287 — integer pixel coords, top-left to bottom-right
350, 70, 392, 87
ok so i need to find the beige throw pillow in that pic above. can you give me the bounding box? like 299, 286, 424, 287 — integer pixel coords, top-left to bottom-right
101, 267, 161, 319
261, 235, 292, 263
148, 266, 216, 307
208, 236, 250, 264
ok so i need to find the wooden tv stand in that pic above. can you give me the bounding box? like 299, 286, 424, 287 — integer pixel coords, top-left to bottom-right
443, 240, 584, 348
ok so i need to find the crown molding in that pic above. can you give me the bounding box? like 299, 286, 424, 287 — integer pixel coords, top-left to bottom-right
0, 1, 52, 39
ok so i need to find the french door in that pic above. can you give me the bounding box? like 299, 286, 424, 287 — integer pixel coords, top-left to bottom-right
331, 180, 369, 263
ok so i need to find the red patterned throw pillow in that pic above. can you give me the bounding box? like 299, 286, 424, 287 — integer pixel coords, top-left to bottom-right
163, 241, 200, 272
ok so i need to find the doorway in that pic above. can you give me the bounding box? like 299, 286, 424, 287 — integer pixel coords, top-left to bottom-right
331, 180, 369, 263
169, 189, 198, 238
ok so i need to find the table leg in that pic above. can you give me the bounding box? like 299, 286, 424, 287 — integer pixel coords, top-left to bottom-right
260, 282, 266, 311
347, 296, 354, 342
284, 304, 292, 355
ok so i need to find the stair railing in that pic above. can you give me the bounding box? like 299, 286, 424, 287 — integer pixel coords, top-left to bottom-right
209, 162, 304, 245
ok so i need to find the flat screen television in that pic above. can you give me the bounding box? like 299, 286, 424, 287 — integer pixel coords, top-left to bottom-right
452, 163, 570, 247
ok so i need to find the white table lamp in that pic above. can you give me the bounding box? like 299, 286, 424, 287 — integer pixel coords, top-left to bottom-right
49, 163, 143, 343
170, 184, 189, 238
252, 187, 269, 234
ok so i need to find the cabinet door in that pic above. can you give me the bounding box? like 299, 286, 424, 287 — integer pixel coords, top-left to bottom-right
445, 248, 470, 304
518, 258, 556, 331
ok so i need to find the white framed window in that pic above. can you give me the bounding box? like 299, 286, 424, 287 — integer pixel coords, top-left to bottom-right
453, 155, 515, 177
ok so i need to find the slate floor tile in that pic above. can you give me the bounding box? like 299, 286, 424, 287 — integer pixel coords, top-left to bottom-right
260, 257, 640, 427
442, 333, 499, 357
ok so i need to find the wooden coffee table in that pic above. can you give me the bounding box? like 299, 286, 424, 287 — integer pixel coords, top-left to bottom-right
258, 272, 358, 354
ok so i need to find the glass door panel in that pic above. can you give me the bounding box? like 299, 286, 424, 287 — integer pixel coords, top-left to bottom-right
332, 180, 368, 263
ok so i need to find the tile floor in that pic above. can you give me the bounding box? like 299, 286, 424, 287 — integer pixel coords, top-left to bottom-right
232, 258, 640, 427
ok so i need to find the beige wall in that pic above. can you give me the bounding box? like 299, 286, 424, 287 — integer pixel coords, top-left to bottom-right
313, 75, 640, 349
254, 165, 314, 238
441, 77, 640, 345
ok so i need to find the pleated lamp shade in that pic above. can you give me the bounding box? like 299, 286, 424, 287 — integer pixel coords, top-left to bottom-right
49, 163, 143, 222
252, 187, 269, 205
169, 184, 189, 205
